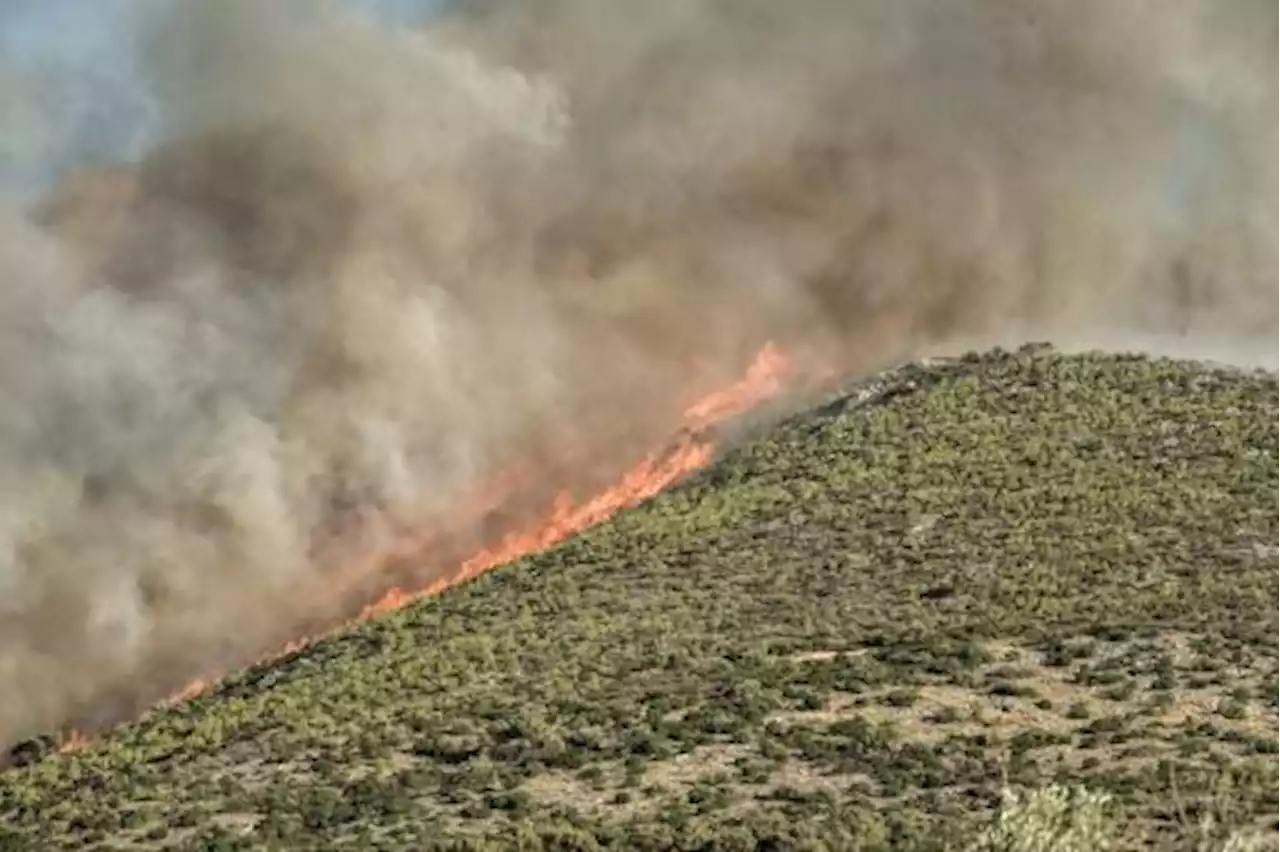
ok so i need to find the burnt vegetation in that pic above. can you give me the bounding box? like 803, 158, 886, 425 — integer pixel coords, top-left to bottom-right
1, 346, 1276, 850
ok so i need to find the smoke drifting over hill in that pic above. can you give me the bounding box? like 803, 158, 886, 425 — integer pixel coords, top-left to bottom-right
0, 0, 1274, 749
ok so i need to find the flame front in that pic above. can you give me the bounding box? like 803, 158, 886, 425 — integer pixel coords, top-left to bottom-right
56, 343, 792, 755
360, 341, 791, 617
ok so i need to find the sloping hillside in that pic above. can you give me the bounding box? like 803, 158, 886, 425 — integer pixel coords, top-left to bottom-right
2, 346, 1276, 851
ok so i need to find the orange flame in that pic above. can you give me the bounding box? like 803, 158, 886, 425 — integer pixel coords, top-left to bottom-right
55, 343, 793, 756
359, 341, 790, 618
53, 728, 89, 755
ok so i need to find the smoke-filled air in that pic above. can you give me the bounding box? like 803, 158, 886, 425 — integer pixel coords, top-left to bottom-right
0, 0, 1274, 752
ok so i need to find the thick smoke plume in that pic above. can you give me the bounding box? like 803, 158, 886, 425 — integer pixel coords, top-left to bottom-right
0, 0, 1274, 750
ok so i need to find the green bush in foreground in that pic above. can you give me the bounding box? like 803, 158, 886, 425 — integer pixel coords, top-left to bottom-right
970, 784, 1274, 852
971, 785, 1119, 852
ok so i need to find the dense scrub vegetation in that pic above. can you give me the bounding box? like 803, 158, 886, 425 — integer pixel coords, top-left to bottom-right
2, 346, 1276, 850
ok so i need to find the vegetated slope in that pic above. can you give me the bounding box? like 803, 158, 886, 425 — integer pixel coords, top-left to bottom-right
2, 347, 1276, 851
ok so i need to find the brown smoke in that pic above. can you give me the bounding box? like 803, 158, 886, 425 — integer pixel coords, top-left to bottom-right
0, 0, 1274, 750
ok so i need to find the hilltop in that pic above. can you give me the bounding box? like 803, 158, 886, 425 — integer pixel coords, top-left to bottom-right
2, 346, 1276, 851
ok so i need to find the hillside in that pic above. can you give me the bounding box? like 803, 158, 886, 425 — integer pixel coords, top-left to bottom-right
1, 346, 1277, 851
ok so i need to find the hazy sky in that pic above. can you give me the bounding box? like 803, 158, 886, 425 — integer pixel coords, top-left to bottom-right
0, 0, 1236, 233
0, 0, 447, 198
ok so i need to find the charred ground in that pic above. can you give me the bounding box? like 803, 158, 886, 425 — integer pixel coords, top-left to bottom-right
1, 346, 1277, 850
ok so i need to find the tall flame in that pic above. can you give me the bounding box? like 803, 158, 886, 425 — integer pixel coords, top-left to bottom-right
55, 343, 792, 754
